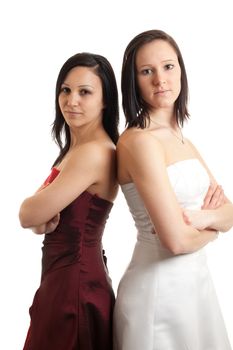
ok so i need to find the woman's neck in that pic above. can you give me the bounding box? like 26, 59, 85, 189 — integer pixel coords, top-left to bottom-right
69, 123, 106, 148
148, 108, 177, 129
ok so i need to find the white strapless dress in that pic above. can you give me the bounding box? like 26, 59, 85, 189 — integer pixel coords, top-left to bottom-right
113, 159, 231, 350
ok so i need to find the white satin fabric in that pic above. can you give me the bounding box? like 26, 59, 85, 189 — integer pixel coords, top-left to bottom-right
113, 159, 231, 350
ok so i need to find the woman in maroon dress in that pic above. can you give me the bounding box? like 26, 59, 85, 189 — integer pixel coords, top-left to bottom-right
19, 52, 119, 350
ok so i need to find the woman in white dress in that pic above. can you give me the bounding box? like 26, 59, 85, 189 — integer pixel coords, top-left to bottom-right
113, 29, 233, 350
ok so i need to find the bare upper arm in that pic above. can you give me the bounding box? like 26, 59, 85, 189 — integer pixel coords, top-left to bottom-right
118, 132, 191, 249
19, 142, 111, 226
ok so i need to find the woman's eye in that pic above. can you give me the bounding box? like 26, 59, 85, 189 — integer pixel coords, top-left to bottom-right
60, 87, 70, 94
165, 64, 174, 70
141, 68, 153, 75
80, 89, 90, 95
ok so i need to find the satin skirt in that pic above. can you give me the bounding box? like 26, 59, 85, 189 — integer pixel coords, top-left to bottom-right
113, 240, 231, 350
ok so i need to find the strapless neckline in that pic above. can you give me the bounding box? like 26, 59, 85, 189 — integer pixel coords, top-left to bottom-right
121, 158, 201, 189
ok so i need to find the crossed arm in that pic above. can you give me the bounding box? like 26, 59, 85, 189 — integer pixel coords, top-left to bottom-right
183, 183, 233, 232
19, 142, 108, 234
183, 141, 233, 233
117, 133, 233, 255
31, 213, 61, 235
33, 181, 225, 236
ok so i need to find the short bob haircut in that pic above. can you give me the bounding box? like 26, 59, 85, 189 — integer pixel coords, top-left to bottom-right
121, 29, 189, 128
52, 52, 119, 167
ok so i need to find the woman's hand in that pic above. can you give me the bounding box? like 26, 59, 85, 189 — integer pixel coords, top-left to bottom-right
183, 210, 209, 230
202, 183, 225, 209
183, 184, 227, 230
31, 213, 60, 234
32, 184, 60, 234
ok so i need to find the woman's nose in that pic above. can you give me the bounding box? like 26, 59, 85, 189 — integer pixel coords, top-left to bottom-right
67, 92, 79, 106
153, 71, 166, 86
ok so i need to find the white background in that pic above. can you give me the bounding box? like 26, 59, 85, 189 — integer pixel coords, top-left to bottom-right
1, 0, 233, 348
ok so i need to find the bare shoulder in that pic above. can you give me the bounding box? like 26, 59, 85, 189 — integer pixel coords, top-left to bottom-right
79, 139, 115, 154
53, 140, 116, 187
68, 140, 115, 168
117, 127, 166, 186
117, 127, 163, 155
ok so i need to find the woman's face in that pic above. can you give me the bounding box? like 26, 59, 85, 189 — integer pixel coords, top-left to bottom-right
136, 39, 181, 112
58, 66, 104, 129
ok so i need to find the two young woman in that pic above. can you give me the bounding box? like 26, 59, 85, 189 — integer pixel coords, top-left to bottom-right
20, 30, 233, 350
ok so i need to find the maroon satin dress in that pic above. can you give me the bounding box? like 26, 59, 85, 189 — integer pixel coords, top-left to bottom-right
23, 168, 115, 350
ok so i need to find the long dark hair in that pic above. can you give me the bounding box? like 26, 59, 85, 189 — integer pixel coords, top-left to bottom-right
52, 52, 119, 166
121, 29, 189, 128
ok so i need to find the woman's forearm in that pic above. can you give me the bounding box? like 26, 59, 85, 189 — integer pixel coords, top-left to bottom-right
184, 203, 233, 233
21, 213, 60, 234
205, 203, 233, 232
174, 228, 218, 255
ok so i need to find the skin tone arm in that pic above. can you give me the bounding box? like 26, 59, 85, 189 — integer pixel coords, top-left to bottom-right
29, 184, 60, 234
202, 182, 225, 209
30, 214, 61, 235
32, 148, 224, 236
118, 132, 218, 255
183, 140, 233, 232
19, 142, 110, 229
36, 161, 224, 236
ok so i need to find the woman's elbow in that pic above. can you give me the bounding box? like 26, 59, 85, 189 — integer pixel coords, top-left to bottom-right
19, 209, 31, 228
19, 203, 35, 228
163, 240, 187, 256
